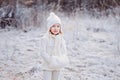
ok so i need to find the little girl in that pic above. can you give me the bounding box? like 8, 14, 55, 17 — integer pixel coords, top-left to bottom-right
40, 12, 69, 80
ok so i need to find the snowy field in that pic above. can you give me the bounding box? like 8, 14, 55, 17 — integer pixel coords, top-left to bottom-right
0, 13, 120, 80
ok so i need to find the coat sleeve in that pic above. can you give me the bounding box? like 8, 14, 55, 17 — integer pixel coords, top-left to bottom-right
40, 37, 51, 64
52, 38, 69, 67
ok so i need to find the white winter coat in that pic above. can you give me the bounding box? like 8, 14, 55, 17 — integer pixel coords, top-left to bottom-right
40, 31, 69, 71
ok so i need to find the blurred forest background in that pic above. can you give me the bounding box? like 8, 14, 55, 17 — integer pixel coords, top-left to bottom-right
0, 0, 120, 29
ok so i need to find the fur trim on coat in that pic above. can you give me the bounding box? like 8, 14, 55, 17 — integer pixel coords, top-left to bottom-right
40, 32, 69, 70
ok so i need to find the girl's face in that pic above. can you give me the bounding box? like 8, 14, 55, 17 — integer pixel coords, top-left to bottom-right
50, 23, 61, 35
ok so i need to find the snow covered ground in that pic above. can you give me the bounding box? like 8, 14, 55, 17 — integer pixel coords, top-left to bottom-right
0, 14, 120, 80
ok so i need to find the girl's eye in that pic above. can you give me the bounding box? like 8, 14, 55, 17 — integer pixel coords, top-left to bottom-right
52, 25, 60, 28
57, 26, 60, 28
52, 25, 55, 27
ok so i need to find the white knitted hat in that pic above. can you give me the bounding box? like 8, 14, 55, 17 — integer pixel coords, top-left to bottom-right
47, 12, 61, 29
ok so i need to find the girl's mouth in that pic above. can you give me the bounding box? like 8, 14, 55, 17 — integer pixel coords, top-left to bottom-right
54, 31, 58, 32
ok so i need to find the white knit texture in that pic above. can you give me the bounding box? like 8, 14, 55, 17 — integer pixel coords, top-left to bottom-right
47, 12, 61, 29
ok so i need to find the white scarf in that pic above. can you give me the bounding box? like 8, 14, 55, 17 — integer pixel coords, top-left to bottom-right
43, 31, 63, 56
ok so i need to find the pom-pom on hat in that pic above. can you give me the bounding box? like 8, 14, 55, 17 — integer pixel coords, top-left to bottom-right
47, 12, 61, 29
